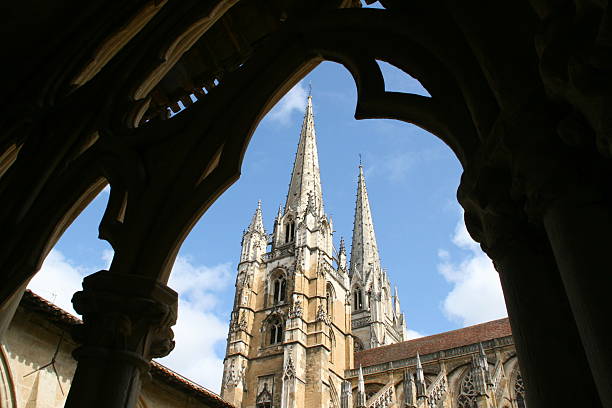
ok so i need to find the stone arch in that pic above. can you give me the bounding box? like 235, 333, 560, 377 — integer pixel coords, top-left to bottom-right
262, 312, 285, 347
0, 347, 16, 408
351, 284, 364, 311
329, 327, 336, 363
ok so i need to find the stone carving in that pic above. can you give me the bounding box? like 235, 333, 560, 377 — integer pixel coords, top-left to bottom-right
427, 374, 447, 407
288, 299, 303, 319
231, 310, 248, 332
284, 347, 296, 380
71, 271, 177, 365
352, 316, 371, 329
316, 304, 331, 325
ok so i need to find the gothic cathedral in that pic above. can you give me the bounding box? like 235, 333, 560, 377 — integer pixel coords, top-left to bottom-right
220, 97, 523, 408
220, 95, 405, 407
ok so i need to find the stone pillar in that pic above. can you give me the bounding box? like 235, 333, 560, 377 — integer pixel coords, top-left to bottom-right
341, 380, 353, 408
542, 196, 612, 407
65, 271, 177, 408
484, 216, 603, 408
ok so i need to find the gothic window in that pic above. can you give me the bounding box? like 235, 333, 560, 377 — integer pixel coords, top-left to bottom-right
273, 276, 286, 304
514, 373, 526, 408
269, 317, 283, 345
353, 288, 364, 311
284, 220, 295, 243
457, 368, 478, 408
256, 383, 272, 408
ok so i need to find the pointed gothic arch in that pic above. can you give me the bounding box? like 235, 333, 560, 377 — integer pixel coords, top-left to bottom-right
0, 347, 16, 408
352, 285, 364, 311
456, 366, 478, 408
267, 268, 289, 306
326, 282, 336, 319
262, 313, 285, 346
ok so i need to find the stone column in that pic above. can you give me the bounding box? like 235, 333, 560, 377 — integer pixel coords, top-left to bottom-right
65, 271, 177, 408
542, 195, 612, 407
483, 216, 603, 408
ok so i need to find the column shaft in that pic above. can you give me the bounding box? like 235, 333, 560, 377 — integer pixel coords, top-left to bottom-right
543, 201, 612, 407
492, 230, 602, 408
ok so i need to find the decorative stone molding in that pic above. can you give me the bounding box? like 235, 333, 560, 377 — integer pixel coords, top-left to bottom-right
284, 347, 296, 380
352, 316, 371, 329
316, 304, 331, 325
288, 300, 303, 319
71, 271, 178, 365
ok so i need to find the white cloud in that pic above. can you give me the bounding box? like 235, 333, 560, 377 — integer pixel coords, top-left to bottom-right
405, 329, 426, 340
27, 249, 86, 315
437, 214, 507, 327
29, 249, 232, 393
156, 257, 233, 393
366, 149, 441, 183
267, 82, 308, 125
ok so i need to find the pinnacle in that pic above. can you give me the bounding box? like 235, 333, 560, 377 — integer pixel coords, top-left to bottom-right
247, 200, 265, 234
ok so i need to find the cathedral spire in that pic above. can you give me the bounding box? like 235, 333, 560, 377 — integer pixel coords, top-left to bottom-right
247, 200, 265, 234
349, 165, 381, 276
284, 95, 324, 217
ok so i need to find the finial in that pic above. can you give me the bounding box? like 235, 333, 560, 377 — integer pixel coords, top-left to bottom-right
257, 200, 262, 210
359, 153, 362, 167
308, 81, 312, 97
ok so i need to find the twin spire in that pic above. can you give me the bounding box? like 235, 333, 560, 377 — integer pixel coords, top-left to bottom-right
248, 95, 381, 273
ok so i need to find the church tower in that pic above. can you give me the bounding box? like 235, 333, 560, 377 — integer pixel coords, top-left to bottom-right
221, 96, 354, 408
349, 165, 406, 350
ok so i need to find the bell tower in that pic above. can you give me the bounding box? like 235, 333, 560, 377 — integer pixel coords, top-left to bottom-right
221, 96, 353, 408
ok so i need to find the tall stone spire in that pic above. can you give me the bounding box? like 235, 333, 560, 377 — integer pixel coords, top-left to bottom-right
349, 165, 381, 277
284, 95, 324, 216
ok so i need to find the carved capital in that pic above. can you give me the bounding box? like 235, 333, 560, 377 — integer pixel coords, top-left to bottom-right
71, 271, 178, 370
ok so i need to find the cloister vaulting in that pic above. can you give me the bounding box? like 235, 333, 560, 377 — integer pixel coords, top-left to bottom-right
1, 1, 611, 407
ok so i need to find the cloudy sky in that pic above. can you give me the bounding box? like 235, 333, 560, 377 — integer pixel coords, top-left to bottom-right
27, 59, 507, 393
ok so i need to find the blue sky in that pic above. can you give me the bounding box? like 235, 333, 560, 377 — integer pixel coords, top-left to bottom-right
28, 60, 507, 392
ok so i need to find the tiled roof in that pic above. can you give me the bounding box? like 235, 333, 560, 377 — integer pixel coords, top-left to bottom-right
355, 318, 512, 368
20, 290, 234, 408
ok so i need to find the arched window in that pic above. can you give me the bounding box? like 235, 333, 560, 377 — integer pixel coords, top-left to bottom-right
273, 276, 286, 304
284, 220, 295, 243
269, 317, 283, 345
353, 288, 363, 311
515, 372, 526, 408
457, 368, 477, 408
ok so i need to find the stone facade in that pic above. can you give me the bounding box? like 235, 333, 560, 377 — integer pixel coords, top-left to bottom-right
0, 290, 231, 408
